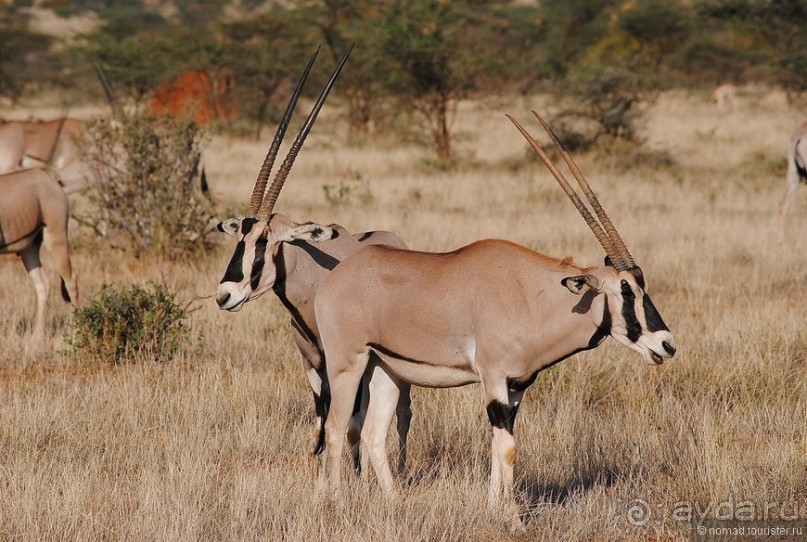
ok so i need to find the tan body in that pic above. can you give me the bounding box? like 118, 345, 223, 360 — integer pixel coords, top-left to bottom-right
780, 121, 807, 239
0, 169, 79, 335
0, 123, 26, 173
0, 119, 87, 193
312, 112, 676, 523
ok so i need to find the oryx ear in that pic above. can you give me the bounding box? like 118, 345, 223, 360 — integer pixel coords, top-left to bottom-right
217, 218, 241, 238
561, 274, 600, 295
279, 223, 336, 243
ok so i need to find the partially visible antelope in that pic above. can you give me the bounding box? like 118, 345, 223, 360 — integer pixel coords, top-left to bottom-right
313, 111, 675, 521
780, 121, 807, 240
215, 45, 412, 473
0, 168, 79, 336
0, 117, 88, 193
711, 83, 737, 111
0, 122, 26, 173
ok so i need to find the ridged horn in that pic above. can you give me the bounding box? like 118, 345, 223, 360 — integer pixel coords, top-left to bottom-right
248, 47, 321, 215
530, 110, 636, 270
506, 113, 619, 265
256, 43, 354, 220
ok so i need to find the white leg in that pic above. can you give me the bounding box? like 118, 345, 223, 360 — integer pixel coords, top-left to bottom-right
324, 350, 369, 495
20, 245, 48, 336
361, 363, 402, 495
484, 381, 524, 522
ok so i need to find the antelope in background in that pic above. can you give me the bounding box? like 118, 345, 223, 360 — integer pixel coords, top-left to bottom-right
711, 83, 737, 111
215, 46, 412, 473
780, 121, 807, 240
0, 117, 88, 193
312, 111, 675, 523
0, 168, 79, 336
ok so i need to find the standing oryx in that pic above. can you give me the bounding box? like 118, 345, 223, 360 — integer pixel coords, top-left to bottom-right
215, 46, 412, 473
313, 111, 675, 520
780, 121, 807, 240
0, 168, 79, 335
711, 83, 737, 111
0, 117, 87, 193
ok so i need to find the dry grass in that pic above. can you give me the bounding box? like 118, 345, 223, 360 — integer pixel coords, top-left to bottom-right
0, 88, 805, 541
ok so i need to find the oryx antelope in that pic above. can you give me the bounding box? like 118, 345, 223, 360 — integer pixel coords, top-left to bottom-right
780, 121, 807, 238
0, 168, 79, 335
0, 118, 87, 193
215, 46, 412, 472
313, 111, 676, 517
711, 83, 737, 111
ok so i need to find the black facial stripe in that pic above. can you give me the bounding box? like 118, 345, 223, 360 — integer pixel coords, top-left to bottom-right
642, 294, 669, 333
249, 233, 268, 290
357, 231, 375, 242
241, 217, 258, 235
486, 400, 518, 435
220, 241, 245, 283
621, 280, 642, 342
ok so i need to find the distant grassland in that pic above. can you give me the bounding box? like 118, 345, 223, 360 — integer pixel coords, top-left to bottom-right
0, 88, 805, 541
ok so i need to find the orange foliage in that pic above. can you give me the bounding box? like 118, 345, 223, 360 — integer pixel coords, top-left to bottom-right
151, 70, 234, 124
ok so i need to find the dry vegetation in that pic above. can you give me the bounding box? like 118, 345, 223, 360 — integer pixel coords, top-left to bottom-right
0, 88, 805, 541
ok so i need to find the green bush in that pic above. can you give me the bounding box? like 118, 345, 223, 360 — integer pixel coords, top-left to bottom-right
68, 282, 189, 364
79, 110, 214, 258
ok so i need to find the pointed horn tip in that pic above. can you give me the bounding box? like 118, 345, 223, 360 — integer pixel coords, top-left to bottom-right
531, 110, 564, 148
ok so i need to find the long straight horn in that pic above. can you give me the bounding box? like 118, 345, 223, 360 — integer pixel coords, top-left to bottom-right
248, 47, 321, 215
257, 43, 355, 219
506, 113, 619, 264
531, 110, 636, 270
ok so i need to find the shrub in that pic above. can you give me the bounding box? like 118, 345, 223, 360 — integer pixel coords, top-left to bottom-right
79, 110, 214, 258
68, 282, 189, 364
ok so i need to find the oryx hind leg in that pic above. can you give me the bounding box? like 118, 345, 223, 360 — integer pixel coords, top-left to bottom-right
395, 381, 412, 476
42, 217, 78, 306
323, 348, 371, 495
360, 358, 404, 495
19, 242, 48, 336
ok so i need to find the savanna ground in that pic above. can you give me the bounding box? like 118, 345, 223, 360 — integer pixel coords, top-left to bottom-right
0, 88, 805, 541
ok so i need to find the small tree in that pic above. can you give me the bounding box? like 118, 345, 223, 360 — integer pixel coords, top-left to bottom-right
79, 110, 214, 258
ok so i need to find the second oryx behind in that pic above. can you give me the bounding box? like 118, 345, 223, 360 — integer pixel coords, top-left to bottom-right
215, 46, 412, 473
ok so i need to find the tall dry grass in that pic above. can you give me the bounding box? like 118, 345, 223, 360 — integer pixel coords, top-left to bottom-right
0, 88, 805, 541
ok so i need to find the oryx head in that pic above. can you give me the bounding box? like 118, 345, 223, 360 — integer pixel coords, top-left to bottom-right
509, 111, 676, 365
216, 45, 351, 312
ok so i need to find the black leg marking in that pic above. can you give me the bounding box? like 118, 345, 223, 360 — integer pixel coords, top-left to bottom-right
486, 400, 517, 435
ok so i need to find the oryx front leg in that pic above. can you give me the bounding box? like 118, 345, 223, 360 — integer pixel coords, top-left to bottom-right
20, 243, 48, 336
484, 383, 524, 510
323, 349, 370, 496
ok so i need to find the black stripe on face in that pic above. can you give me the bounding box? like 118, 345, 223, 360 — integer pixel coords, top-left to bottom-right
241, 217, 258, 235
621, 280, 642, 343
220, 241, 245, 284
642, 294, 669, 333
249, 232, 269, 290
